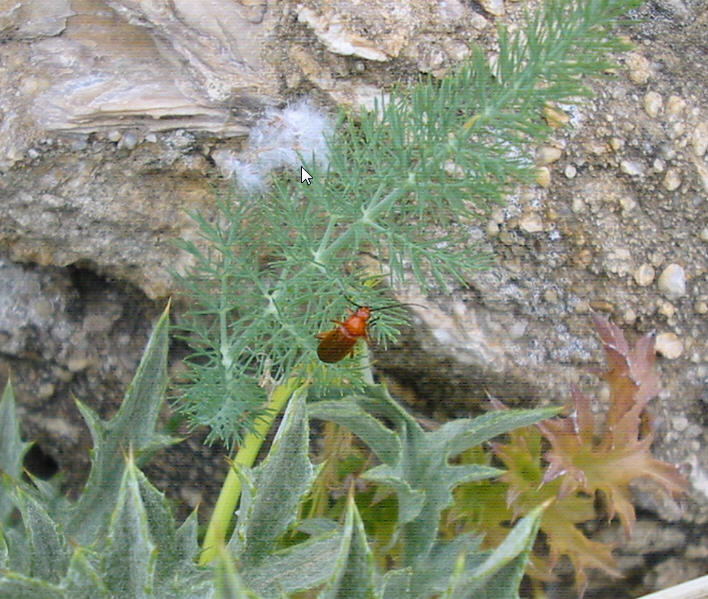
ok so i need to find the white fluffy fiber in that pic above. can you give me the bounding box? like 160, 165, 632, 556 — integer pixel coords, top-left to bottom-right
213, 100, 333, 193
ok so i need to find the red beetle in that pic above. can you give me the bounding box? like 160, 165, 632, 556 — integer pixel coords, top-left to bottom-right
316, 303, 421, 363
316, 306, 373, 363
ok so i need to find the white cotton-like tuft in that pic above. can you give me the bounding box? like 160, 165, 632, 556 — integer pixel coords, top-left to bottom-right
214, 99, 333, 193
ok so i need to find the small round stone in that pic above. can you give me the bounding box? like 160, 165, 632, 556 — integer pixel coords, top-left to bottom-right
519, 213, 544, 233
564, 164, 577, 178
643, 91, 663, 117
537, 146, 563, 165
620, 159, 646, 176
672, 415, 689, 432
536, 167, 551, 187
666, 95, 686, 118
655, 332, 683, 359
626, 53, 651, 84
691, 122, 708, 157
657, 263, 686, 299
634, 263, 655, 286
662, 168, 682, 191
658, 300, 676, 318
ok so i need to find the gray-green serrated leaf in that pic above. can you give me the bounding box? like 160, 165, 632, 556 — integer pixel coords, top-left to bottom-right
408, 533, 485, 599
0, 529, 8, 568
230, 387, 314, 565
318, 496, 375, 599
445, 503, 547, 599
133, 466, 198, 586
242, 531, 342, 598
378, 568, 412, 599
470, 502, 546, 584
11, 483, 69, 584
442, 406, 561, 456
317, 386, 555, 566
213, 544, 260, 599
0, 570, 65, 599
103, 458, 157, 599
175, 509, 201, 569
61, 548, 111, 599
0, 381, 32, 524
308, 400, 401, 466
1, 518, 30, 574
66, 303, 174, 543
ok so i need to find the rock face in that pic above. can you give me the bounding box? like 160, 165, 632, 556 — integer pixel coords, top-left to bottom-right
0, 0, 706, 596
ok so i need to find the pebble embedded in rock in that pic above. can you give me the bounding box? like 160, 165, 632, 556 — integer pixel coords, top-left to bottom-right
662, 168, 682, 191
626, 52, 651, 84
537, 145, 563, 165
643, 91, 663, 117
536, 167, 551, 187
619, 196, 637, 213
620, 159, 646, 176
691, 122, 708, 157
655, 332, 683, 359
672, 415, 688, 432
634, 263, 655, 286
519, 213, 544, 233
658, 300, 676, 318
665, 95, 686, 119
657, 263, 686, 298
564, 164, 577, 178
479, 0, 505, 17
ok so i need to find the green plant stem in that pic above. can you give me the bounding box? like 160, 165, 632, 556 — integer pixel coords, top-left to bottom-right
199, 377, 304, 565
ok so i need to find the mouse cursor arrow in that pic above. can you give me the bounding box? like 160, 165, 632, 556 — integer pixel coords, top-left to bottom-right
300, 166, 313, 185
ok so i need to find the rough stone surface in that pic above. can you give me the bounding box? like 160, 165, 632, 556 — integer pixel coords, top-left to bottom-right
0, 0, 706, 596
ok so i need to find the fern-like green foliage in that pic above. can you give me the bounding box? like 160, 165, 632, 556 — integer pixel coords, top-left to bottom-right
174, 0, 643, 447
1, 303, 559, 598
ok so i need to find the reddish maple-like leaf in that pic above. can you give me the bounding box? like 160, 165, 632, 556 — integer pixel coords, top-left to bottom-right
540, 313, 687, 535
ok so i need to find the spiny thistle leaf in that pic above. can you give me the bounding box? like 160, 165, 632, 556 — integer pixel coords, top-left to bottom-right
318, 495, 376, 599
62, 548, 111, 599
310, 383, 559, 565
8, 482, 69, 584
212, 545, 258, 599
66, 302, 176, 544
229, 386, 314, 565
241, 530, 343, 597
102, 457, 157, 599
0, 381, 33, 523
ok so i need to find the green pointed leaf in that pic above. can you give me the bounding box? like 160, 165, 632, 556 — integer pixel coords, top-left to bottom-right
0, 529, 8, 568
242, 531, 342, 598
0, 515, 30, 574
469, 502, 546, 583
67, 303, 174, 543
213, 545, 259, 599
409, 534, 485, 598
308, 400, 401, 465
102, 457, 157, 599
439, 503, 548, 599
0, 570, 65, 599
314, 385, 548, 565
230, 387, 314, 564
61, 548, 111, 599
133, 467, 182, 585
318, 496, 375, 599
175, 509, 201, 568
378, 568, 412, 599
0, 381, 33, 523
443, 407, 562, 456
10, 483, 69, 583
